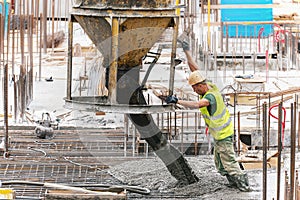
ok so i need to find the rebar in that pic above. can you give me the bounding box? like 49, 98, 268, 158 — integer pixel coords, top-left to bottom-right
298, 111, 300, 151
277, 101, 283, 200
262, 102, 268, 200
290, 102, 296, 200
4, 64, 9, 157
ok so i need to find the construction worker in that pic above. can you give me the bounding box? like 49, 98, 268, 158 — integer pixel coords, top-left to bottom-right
165, 32, 250, 192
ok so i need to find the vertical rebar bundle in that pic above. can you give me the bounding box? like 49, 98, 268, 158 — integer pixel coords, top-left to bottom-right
277, 101, 283, 200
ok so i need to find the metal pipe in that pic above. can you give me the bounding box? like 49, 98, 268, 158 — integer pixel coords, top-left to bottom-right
262, 102, 268, 200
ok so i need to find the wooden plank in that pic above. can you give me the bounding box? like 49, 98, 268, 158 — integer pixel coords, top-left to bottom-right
255, 87, 300, 100
46, 190, 126, 200
242, 157, 279, 170
229, 94, 257, 105
237, 150, 278, 162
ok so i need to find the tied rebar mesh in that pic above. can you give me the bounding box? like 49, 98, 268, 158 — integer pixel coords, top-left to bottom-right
1, 129, 126, 199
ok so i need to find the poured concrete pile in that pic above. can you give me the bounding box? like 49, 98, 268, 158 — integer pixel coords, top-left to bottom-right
108, 156, 270, 199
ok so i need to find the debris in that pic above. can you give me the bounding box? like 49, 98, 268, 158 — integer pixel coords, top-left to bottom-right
0, 188, 15, 200
34, 112, 58, 139
10, 15, 34, 30
35, 125, 54, 139
45, 76, 54, 82
0, 137, 11, 152
234, 74, 254, 79
47, 31, 65, 48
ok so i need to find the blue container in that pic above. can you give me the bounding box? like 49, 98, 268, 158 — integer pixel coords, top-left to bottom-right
221, 0, 273, 37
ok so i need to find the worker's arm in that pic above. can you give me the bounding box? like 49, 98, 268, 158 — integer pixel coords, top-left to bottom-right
184, 50, 199, 72
177, 98, 210, 109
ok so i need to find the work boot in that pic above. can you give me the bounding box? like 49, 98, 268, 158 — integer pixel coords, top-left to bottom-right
225, 174, 237, 188
177, 31, 190, 51
234, 174, 251, 192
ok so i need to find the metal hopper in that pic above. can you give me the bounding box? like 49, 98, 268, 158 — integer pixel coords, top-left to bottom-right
65, 0, 199, 185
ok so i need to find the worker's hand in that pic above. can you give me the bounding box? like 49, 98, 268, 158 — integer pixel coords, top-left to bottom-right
177, 31, 190, 51
165, 96, 178, 104
181, 40, 190, 51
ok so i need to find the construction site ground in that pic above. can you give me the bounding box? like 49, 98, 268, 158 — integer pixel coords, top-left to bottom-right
1, 128, 299, 199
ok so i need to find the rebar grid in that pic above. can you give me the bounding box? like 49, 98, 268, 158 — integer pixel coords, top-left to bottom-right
0, 129, 126, 199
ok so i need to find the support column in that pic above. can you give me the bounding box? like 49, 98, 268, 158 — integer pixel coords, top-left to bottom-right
67, 17, 73, 100
108, 17, 119, 104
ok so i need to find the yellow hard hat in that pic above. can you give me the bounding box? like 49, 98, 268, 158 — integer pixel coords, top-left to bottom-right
188, 70, 206, 85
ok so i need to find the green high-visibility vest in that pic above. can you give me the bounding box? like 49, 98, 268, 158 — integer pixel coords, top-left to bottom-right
200, 83, 233, 140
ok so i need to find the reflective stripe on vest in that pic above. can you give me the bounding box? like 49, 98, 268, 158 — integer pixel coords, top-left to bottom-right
202, 107, 226, 121
209, 117, 232, 132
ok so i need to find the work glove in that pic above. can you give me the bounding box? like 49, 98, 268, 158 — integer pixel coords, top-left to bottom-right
166, 95, 178, 104
181, 40, 190, 51
177, 31, 190, 51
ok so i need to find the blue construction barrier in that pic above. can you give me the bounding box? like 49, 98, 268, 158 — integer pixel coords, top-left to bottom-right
221, 0, 273, 37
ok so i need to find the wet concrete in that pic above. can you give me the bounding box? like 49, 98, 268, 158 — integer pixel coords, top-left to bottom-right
107, 156, 273, 199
